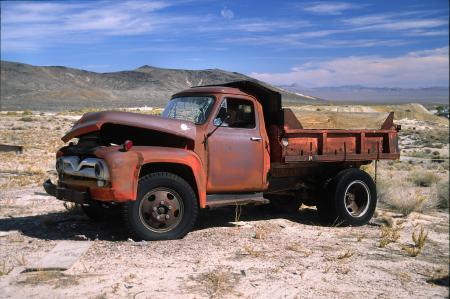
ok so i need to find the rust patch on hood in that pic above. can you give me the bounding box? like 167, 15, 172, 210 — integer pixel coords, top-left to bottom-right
62, 111, 196, 142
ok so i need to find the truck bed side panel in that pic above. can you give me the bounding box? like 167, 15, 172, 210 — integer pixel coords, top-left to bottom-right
282, 129, 399, 163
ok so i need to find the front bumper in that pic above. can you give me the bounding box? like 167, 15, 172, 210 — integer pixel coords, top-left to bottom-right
43, 179, 89, 204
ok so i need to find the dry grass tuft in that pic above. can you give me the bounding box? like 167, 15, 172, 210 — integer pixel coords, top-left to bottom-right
377, 178, 438, 215
234, 205, 242, 224
285, 243, 313, 257
426, 268, 449, 287
337, 249, 355, 260
17, 271, 81, 288
408, 171, 440, 187
63, 202, 81, 214
356, 234, 365, 242
402, 226, 428, 257
15, 254, 27, 266
252, 227, 267, 240
435, 180, 449, 209
379, 224, 402, 248
0, 261, 13, 276
194, 267, 240, 298
242, 245, 265, 258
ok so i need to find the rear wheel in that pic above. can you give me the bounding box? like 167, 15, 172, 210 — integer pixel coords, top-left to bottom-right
123, 172, 198, 241
317, 168, 377, 226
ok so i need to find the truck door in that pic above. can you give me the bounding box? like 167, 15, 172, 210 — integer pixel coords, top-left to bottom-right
206, 97, 265, 193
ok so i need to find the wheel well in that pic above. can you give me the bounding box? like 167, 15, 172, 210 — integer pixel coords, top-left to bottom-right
139, 163, 199, 201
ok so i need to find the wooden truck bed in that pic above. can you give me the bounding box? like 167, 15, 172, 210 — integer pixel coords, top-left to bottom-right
280, 109, 400, 163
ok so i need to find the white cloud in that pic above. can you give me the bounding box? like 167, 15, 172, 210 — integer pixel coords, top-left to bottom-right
221, 7, 234, 19
344, 12, 448, 31
233, 20, 311, 32
250, 47, 449, 88
0, 1, 176, 51
303, 2, 361, 15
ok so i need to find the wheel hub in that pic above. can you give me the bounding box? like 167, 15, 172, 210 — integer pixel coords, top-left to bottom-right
344, 180, 370, 218
139, 187, 184, 233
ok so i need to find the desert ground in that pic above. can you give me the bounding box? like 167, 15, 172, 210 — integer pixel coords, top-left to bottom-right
0, 106, 448, 298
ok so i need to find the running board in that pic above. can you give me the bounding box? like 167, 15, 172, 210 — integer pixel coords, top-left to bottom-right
205, 193, 268, 208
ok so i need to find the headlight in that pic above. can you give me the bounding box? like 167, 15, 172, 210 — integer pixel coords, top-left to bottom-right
56, 158, 63, 172
94, 162, 103, 178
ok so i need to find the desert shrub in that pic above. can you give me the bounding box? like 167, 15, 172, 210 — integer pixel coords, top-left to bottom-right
408, 171, 440, 187
361, 163, 375, 177
390, 161, 413, 171
377, 179, 437, 215
6, 111, 17, 116
19, 117, 34, 122
22, 109, 33, 116
435, 180, 449, 210
402, 226, 428, 257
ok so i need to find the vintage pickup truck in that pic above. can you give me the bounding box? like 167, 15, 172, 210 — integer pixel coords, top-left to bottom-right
44, 80, 400, 240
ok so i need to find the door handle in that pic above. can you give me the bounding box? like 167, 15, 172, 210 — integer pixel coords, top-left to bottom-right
250, 137, 262, 141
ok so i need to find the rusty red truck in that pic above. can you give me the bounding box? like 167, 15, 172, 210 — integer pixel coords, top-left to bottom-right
43, 80, 400, 240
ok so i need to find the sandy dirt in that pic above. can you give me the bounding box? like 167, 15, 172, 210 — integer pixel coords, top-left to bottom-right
0, 110, 448, 298
0, 186, 449, 299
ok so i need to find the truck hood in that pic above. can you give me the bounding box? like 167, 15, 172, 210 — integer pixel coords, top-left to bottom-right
62, 111, 197, 142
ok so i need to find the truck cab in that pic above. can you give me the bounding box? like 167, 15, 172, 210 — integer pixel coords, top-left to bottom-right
44, 80, 400, 240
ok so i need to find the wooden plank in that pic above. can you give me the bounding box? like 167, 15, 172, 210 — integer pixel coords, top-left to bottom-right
0, 144, 23, 154
25, 241, 91, 272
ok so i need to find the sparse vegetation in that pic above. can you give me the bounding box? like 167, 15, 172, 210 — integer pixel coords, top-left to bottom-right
435, 180, 449, 209
337, 249, 355, 260
377, 179, 435, 215
242, 245, 265, 257
402, 226, 428, 257
0, 261, 13, 276
194, 268, 240, 298
379, 224, 402, 248
17, 271, 81, 288
285, 243, 313, 257
408, 171, 440, 187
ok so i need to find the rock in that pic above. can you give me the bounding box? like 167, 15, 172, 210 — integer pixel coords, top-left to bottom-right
0, 230, 20, 237
74, 234, 88, 241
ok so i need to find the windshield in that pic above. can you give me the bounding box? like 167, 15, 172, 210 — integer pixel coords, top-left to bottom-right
162, 96, 215, 124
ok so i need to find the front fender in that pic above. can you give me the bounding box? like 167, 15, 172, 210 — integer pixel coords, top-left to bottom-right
93, 146, 206, 207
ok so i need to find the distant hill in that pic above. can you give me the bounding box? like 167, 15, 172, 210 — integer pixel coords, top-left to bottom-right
0, 61, 320, 111
280, 84, 449, 104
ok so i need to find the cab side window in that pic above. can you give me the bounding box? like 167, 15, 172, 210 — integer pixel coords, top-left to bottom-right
215, 98, 255, 129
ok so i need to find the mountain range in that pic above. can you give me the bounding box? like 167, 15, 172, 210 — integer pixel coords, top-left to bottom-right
0, 61, 319, 111
1, 61, 447, 111
279, 84, 449, 104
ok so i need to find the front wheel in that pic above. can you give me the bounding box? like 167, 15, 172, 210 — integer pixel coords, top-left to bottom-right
123, 172, 199, 241
317, 168, 377, 226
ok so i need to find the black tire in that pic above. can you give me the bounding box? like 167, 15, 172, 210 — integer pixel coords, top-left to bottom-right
316, 180, 338, 223
269, 195, 302, 212
81, 201, 121, 221
123, 172, 198, 241
317, 168, 377, 226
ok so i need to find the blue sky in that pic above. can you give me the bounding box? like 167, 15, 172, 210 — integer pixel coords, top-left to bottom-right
1, 0, 449, 87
